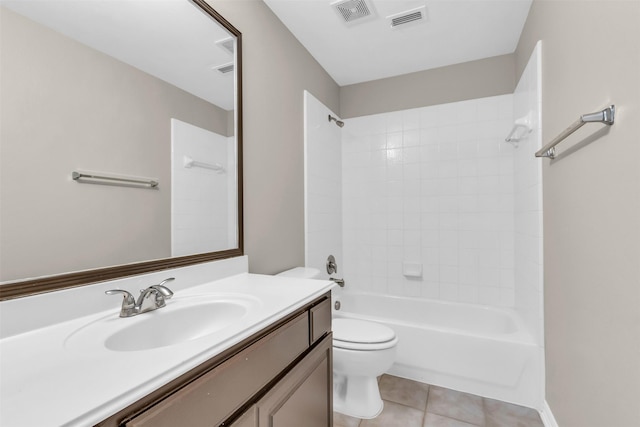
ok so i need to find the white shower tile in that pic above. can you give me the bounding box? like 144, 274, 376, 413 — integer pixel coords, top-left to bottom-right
440, 230, 459, 248
457, 100, 478, 124
500, 288, 515, 307
386, 111, 403, 133
459, 266, 478, 286
369, 133, 387, 151
419, 140, 440, 160
457, 158, 478, 177
437, 103, 458, 126
387, 132, 403, 149
438, 196, 459, 213
456, 123, 477, 143
477, 286, 501, 306
420, 196, 439, 213
404, 229, 421, 247
459, 285, 477, 303
403, 130, 420, 147
498, 94, 514, 120
421, 162, 439, 180
458, 140, 478, 159
476, 96, 500, 121
403, 279, 422, 297
500, 269, 515, 289
440, 283, 459, 302
436, 177, 458, 196
421, 213, 439, 230
403, 212, 421, 230
403, 146, 421, 165
440, 247, 459, 266
421, 229, 440, 248
388, 229, 404, 246
402, 109, 421, 131
419, 106, 438, 129
403, 245, 421, 261
458, 196, 478, 214
438, 160, 458, 178
371, 276, 388, 293
477, 157, 500, 176
421, 282, 440, 299
438, 126, 458, 145
439, 213, 459, 231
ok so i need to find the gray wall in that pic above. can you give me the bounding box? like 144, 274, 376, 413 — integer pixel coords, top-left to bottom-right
0, 7, 227, 281
208, 0, 341, 274
515, 1, 640, 425
340, 54, 516, 119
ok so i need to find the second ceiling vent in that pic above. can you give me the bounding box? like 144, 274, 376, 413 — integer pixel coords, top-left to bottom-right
387, 5, 428, 29
331, 0, 376, 25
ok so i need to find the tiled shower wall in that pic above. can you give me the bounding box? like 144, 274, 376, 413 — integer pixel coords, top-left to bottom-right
342, 95, 517, 307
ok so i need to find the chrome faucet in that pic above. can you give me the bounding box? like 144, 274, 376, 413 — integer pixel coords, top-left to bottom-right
106, 277, 175, 317
330, 277, 345, 287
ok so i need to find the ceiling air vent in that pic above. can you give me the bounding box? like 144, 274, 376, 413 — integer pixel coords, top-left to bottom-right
213, 63, 234, 75
216, 37, 234, 55
387, 5, 427, 29
331, 0, 376, 25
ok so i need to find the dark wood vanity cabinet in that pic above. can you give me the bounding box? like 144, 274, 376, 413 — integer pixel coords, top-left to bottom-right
230, 334, 332, 427
97, 292, 332, 427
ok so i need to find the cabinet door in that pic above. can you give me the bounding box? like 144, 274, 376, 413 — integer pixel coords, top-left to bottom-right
230, 406, 257, 427
257, 335, 333, 427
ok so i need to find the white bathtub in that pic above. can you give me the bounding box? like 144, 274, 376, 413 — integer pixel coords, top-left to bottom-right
332, 289, 543, 410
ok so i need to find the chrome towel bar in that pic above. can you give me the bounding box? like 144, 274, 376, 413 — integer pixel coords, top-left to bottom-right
536, 105, 615, 159
72, 171, 159, 188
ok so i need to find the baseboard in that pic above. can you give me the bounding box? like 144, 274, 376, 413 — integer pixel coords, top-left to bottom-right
540, 400, 559, 427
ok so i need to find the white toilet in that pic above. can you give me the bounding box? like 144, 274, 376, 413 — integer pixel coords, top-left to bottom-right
275, 267, 398, 419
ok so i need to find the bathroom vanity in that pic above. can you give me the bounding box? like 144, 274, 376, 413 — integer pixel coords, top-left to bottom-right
100, 295, 332, 427
0, 257, 335, 427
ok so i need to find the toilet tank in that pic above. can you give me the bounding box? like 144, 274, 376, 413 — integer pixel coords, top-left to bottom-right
276, 267, 321, 279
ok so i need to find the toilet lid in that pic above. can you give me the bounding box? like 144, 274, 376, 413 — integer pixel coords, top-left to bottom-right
333, 318, 396, 345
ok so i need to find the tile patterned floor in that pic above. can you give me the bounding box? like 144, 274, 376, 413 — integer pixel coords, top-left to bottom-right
334, 375, 544, 427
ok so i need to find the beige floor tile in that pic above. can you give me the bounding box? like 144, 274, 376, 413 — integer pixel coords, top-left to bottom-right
483, 398, 543, 427
424, 412, 482, 427
379, 374, 430, 411
334, 411, 362, 427
360, 400, 424, 427
426, 386, 485, 426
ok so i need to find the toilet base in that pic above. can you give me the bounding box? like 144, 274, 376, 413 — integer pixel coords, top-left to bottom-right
333, 374, 384, 419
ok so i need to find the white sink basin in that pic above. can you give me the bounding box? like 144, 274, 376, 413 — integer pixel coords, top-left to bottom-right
65, 294, 260, 352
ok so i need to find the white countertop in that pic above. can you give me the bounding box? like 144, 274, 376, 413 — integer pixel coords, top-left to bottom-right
0, 269, 333, 427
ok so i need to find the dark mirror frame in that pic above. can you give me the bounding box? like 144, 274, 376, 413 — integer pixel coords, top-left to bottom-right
0, 0, 243, 301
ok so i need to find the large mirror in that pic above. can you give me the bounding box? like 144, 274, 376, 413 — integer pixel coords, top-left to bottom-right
0, 0, 243, 299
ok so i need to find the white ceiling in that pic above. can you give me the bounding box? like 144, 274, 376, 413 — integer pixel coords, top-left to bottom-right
1, 0, 236, 110
264, 0, 532, 86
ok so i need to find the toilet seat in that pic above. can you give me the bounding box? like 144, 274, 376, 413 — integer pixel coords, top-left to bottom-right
333, 318, 398, 351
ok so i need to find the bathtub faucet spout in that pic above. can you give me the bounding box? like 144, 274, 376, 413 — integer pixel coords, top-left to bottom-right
331, 277, 345, 287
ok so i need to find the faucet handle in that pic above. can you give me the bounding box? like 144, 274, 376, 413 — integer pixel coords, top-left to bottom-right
150, 277, 175, 299
105, 289, 136, 317
105, 289, 135, 304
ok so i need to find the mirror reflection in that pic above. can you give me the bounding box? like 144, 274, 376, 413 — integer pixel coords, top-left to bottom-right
0, 0, 240, 285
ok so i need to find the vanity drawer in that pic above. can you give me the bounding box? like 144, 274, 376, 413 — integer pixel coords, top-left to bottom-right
124, 312, 309, 427
309, 297, 331, 344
